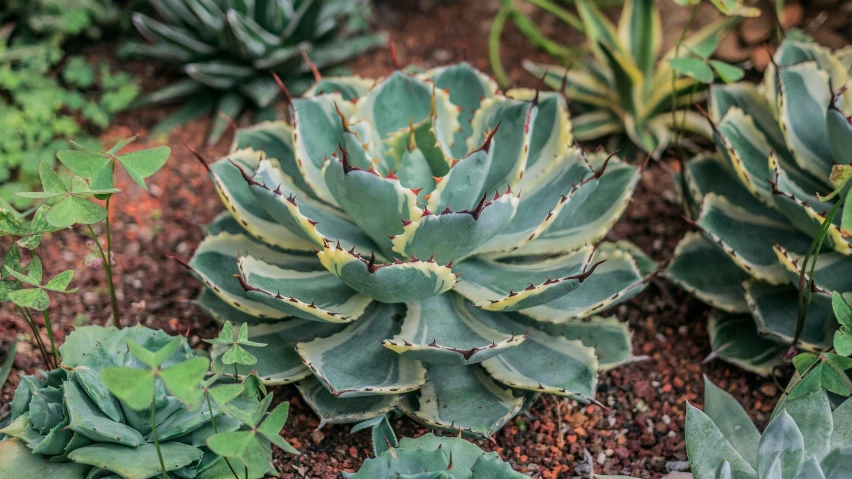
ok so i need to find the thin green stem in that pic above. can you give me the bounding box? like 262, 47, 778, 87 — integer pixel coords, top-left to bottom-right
17, 305, 52, 369
151, 383, 168, 479
794, 186, 849, 351
87, 222, 120, 328
489, 4, 512, 88
42, 309, 60, 365
525, 0, 585, 31
206, 395, 240, 479
233, 364, 239, 382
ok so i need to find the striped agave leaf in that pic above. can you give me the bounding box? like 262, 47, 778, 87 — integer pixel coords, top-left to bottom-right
185, 61, 655, 438
667, 40, 852, 374
524, 0, 737, 157
125, 0, 387, 144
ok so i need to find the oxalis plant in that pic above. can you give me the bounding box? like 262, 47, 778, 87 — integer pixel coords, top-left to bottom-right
666, 40, 852, 374
123, 0, 386, 145
523, 0, 742, 158
0, 323, 299, 478
683, 377, 852, 479
179, 58, 656, 437
11, 137, 170, 330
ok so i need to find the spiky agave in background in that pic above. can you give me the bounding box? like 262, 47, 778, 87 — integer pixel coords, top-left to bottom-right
666, 40, 852, 374
182, 60, 656, 437
523, 0, 738, 158
125, 0, 386, 144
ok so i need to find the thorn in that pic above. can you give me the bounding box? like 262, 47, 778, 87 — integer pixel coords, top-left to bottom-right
505, 183, 512, 195
525, 283, 536, 291
229, 159, 261, 187
367, 252, 378, 273
411, 252, 419, 262
401, 218, 412, 227
386, 170, 398, 180
165, 254, 191, 269
286, 193, 297, 206
308, 300, 317, 309
217, 111, 238, 133
335, 239, 342, 250
442, 205, 452, 215
388, 235, 396, 240
390, 40, 401, 70
394, 258, 403, 264
348, 245, 357, 254
579, 259, 607, 282
447, 452, 454, 471
492, 190, 500, 201
594, 152, 617, 179
480, 121, 501, 153
301, 49, 321, 82
271, 72, 293, 102
428, 252, 435, 262
333, 102, 351, 132
470, 194, 487, 220
181, 140, 210, 172
508, 290, 517, 297
421, 207, 432, 217
410, 187, 423, 195
273, 184, 282, 195
339, 144, 355, 174
307, 219, 319, 226
446, 258, 454, 268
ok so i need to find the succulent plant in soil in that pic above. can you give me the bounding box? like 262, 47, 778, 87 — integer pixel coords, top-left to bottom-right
523, 0, 738, 158
685, 377, 852, 479
124, 0, 387, 145
181, 60, 656, 437
0, 325, 298, 478
666, 40, 852, 375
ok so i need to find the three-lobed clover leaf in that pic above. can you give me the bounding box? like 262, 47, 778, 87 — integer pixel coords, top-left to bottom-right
204, 321, 267, 366
16, 163, 121, 228
0, 205, 63, 250
102, 337, 210, 410
57, 136, 170, 193
207, 397, 299, 477
4, 256, 77, 311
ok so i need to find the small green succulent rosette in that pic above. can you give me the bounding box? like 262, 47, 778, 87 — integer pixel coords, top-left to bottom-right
186, 61, 655, 437
0, 325, 267, 478
125, 0, 387, 143
667, 40, 852, 374
685, 377, 852, 479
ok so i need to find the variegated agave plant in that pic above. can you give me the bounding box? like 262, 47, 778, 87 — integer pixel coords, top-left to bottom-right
183, 62, 656, 437
524, 0, 735, 157
667, 40, 852, 374
685, 377, 852, 479
125, 0, 386, 144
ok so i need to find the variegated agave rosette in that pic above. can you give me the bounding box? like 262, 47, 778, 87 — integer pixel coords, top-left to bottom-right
666, 40, 852, 374
183, 62, 655, 437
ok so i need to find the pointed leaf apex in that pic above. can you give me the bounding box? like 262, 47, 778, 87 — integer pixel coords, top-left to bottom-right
271, 72, 293, 102
301, 49, 322, 82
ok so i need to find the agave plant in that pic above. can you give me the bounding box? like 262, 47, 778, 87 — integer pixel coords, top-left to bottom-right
685, 377, 852, 479
0, 325, 295, 478
666, 40, 852, 374
182, 61, 656, 437
524, 0, 738, 157
124, 0, 386, 144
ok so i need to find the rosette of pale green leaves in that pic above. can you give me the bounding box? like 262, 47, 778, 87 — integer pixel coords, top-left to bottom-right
684, 377, 852, 479
524, 0, 738, 157
125, 0, 386, 144
0, 325, 295, 478
666, 40, 852, 374
184, 61, 655, 437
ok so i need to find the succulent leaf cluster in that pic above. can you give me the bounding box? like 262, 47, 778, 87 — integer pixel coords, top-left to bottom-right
185, 61, 654, 437
351, 432, 530, 478
524, 0, 737, 156
0, 325, 296, 478
685, 377, 852, 479
667, 40, 852, 374
125, 0, 386, 144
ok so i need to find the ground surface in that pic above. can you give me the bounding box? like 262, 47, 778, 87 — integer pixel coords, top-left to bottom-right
0, 0, 837, 477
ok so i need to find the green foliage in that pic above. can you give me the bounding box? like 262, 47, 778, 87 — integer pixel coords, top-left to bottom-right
0, 337, 18, 391
2, 0, 122, 42
524, 0, 740, 157
0, 30, 139, 208
685, 377, 852, 479
124, 0, 387, 145
0, 325, 298, 478
667, 40, 852, 374
350, 417, 529, 478
188, 61, 653, 437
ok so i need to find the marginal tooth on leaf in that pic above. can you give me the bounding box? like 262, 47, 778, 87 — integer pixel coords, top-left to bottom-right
442, 205, 452, 215
594, 152, 617, 179
421, 207, 433, 217
411, 253, 419, 262
469, 194, 488, 220
401, 218, 413, 227
367, 251, 378, 273
335, 239, 342, 250
432, 176, 443, 185
394, 258, 403, 264
308, 300, 317, 309
411, 187, 423, 195
479, 121, 501, 153
307, 219, 319, 226
181, 140, 211, 172
446, 258, 454, 268
321, 238, 330, 248
525, 283, 535, 291
348, 245, 357, 254
286, 194, 297, 205
450, 158, 460, 167
492, 189, 499, 201
505, 184, 512, 195
388, 235, 396, 240
508, 290, 517, 297
387, 170, 399, 180
428, 252, 435, 262
339, 144, 356, 174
